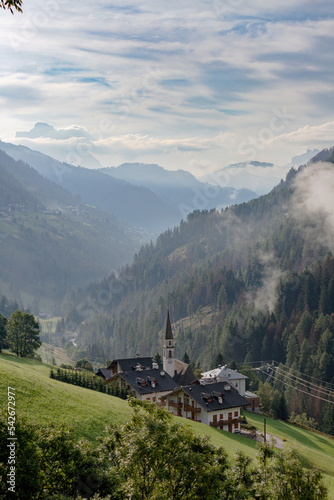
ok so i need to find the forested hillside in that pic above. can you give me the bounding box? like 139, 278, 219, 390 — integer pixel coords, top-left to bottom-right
60, 149, 334, 432
0, 151, 140, 311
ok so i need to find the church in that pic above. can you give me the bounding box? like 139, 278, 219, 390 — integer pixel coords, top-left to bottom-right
99, 309, 249, 432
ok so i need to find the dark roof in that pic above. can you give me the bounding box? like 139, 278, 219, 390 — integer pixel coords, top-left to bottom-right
107, 357, 153, 373
95, 368, 112, 380
173, 359, 196, 385
165, 309, 173, 340
111, 368, 178, 395
162, 381, 249, 412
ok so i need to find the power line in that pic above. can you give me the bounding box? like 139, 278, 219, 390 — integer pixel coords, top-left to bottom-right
257, 368, 334, 405
272, 361, 334, 389
251, 359, 334, 390
274, 366, 333, 398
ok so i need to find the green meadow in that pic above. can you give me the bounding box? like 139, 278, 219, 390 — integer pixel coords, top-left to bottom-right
244, 411, 334, 495
1, 351, 333, 496
0, 352, 131, 442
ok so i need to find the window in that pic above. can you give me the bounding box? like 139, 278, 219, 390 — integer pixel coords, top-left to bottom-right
234, 411, 238, 417
169, 350, 172, 358
220, 414, 223, 420
213, 414, 217, 423
152, 397, 156, 402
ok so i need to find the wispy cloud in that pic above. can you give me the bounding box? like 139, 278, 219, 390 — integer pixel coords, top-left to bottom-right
0, 0, 333, 193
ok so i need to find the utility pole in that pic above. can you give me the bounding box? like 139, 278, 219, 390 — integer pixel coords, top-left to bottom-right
264, 417, 267, 443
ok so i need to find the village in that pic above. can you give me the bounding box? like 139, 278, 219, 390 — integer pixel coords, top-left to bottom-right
96, 310, 260, 434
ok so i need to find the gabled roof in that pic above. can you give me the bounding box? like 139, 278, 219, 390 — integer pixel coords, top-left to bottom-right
95, 368, 112, 380
173, 359, 196, 386
109, 368, 178, 395
165, 309, 173, 340
162, 381, 249, 412
107, 357, 153, 373
201, 365, 248, 381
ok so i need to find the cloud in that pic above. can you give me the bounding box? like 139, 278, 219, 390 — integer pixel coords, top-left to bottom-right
267, 121, 334, 147
251, 252, 287, 313
291, 161, 334, 252
0, 0, 334, 186
16, 122, 92, 140
94, 131, 234, 155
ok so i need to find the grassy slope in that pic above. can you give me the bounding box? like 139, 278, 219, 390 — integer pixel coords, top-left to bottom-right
1, 353, 333, 495
244, 411, 334, 495
0, 352, 131, 443
37, 343, 73, 366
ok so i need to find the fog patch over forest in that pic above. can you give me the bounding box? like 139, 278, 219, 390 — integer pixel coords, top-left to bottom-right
251, 251, 287, 313
291, 162, 334, 252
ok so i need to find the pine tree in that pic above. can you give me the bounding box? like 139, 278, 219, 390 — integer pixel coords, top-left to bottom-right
276, 393, 289, 421
213, 352, 225, 368
182, 352, 191, 364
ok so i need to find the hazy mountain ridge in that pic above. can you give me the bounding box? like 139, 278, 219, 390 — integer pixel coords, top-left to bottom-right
0, 151, 141, 310
0, 141, 177, 233
0, 141, 259, 234
100, 162, 258, 218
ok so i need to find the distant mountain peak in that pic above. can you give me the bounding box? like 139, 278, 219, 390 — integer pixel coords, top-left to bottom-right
290, 149, 319, 166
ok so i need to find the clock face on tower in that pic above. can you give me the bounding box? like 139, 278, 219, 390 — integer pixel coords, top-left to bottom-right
168, 360, 173, 364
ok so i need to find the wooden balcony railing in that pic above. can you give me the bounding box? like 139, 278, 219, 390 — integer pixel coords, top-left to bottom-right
169, 400, 183, 409
209, 417, 243, 428
184, 404, 201, 413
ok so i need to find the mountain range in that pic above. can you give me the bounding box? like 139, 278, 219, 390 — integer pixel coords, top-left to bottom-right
0, 140, 257, 234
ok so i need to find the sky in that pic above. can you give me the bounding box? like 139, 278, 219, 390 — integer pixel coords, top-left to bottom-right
0, 0, 334, 193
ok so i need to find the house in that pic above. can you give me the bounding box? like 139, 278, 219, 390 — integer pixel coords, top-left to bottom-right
243, 391, 260, 412
201, 365, 248, 396
201, 366, 261, 412
106, 368, 178, 403
108, 357, 154, 376
160, 381, 249, 432
95, 368, 112, 380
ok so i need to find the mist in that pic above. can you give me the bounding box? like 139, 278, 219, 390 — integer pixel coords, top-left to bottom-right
250, 251, 286, 313
291, 161, 334, 252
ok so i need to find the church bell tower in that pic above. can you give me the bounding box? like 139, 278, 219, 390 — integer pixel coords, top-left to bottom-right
163, 308, 175, 378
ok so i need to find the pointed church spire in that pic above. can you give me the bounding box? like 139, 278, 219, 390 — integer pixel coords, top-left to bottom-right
163, 308, 175, 377
165, 308, 173, 340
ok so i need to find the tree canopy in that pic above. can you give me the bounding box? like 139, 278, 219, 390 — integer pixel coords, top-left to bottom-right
0, 314, 7, 352
75, 358, 94, 372
0, 0, 22, 13
0, 400, 328, 498
6, 310, 41, 357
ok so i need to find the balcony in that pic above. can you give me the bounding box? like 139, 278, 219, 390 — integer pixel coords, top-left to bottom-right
169, 400, 183, 409
184, 404, 201, 413
209, 417, 243, 428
